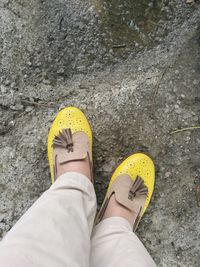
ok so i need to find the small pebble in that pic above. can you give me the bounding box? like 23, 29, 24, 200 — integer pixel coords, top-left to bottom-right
5, 80, 10, 86
25, 106, 33, 112
57, 68, 65, 74
10, 104, 24, 111
165, 172, 171, 178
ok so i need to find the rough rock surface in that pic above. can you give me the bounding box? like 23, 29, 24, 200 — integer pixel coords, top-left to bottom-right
0, 0, 200, 266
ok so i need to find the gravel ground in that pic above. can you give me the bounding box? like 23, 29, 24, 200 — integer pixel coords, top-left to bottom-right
0, 0, 200, 266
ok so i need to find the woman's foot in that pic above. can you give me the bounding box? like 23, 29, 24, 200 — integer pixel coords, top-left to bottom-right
96, 153, 155, 231
54, 147, 92, 181
48, 107, 93, 183
102, 194, 138, 228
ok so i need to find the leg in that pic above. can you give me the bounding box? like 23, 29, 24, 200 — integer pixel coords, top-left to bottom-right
0, 107, 96, 267
0, 172, 96, 267
91, 217, 156, 267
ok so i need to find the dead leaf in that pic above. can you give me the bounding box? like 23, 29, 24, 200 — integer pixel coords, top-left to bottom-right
185, 0, 194, 4
196, 184, 200, 207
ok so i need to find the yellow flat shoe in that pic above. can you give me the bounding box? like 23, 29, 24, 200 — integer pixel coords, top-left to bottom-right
48, 107, 92, 183
96, 153, 155, 231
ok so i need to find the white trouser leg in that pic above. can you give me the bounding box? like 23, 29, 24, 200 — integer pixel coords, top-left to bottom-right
91, 217, 157, 267
0, 172, 97, 267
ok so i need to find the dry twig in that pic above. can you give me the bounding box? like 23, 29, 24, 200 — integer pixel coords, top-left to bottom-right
21, 99, 53, 107
112, 44, 126, 49
170, 125, 200, 134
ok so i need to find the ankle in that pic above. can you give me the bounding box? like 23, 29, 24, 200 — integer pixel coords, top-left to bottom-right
57, 159, 92, 181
